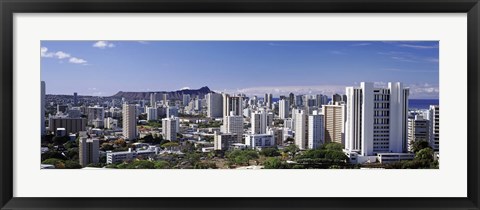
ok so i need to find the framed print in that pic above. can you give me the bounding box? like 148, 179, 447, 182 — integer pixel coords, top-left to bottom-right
1, 0, 479, 209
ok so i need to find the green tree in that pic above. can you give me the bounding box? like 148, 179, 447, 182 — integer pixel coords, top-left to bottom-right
263, 157, 287, 169
415, 147, 434, 161
322, 142, 344, 151
283, 144, 299, 159
412, 140, 430, 153
259, 147, 280, 157
64, 160, 82, 169
154, 160, 170, 169
126, 160, 155, 169
42, 158, 65, 169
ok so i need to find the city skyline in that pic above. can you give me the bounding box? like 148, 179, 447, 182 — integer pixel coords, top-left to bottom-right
41, 41, 439, 99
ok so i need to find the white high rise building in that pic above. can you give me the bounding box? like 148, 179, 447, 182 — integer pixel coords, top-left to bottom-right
146, 107, 158, 121
251, 109, 267, 134
166, 106, 178, 118
223, 112, 244, 143
294, 109, 307, 150
41, 81, 46, 136
206, 93, 223, 118
308, 110, 324, 149
428, 105, 439, 151
223, 93, 243, 117
122, 104, 137, 140
345, 82, 409, 156
162, 117, 179, 141
279, 99, 290, 119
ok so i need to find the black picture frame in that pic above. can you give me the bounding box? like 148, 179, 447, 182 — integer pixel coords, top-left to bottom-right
1, 0, 479, 209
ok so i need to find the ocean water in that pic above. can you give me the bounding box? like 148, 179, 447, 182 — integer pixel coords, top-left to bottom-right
408, 99, 439, 110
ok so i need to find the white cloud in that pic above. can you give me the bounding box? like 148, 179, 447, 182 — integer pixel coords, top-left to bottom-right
137, 41, 149, 44
54, 51, 71, 59
350, 43, 371, 47
398, 44, 438, 49
41, 46, 87, 65
180, 87, 191, 90
69, 57, 87, 64
93, 41, 115, 49
215, 83, 438, 99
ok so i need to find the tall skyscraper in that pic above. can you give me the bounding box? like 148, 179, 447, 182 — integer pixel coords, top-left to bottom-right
162, 93, 168, 105
150, 93, 157, 107
289, 92, 295, 107
223, 93, 243, 117
206, 93, 223, 118
332, 94, 342, 104
166, 106, 178, 118
87, 106, 105, 126
294, 109, 307, 150
265, 93, 273, 109
146, 107, 158, 121
41, 81, 46, 136
122, 104, 137, 140
345, 82, 409, 156
182, 94, 191, 106
428, 105, 439, 151
323, 103, 345, 145
79, 134, 99, 167
407, 115, 430, 152
223, 112, 244, 143
251, 110, 267, 134
162, 117, 179, 141
73, 92, 78, 106
308, 111, 324, 149
279, 99, 290, 119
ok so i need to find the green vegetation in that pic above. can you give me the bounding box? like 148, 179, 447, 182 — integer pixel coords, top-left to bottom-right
292, 142, 349, 169
146, 120, 162, 128
259, 147, 281, 157
226, 149, 259, 166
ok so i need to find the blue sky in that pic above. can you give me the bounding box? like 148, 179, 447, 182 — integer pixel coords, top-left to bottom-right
41, 41, 439, 99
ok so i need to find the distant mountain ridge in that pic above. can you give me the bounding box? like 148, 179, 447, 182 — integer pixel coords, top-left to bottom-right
112, 86, 214, 101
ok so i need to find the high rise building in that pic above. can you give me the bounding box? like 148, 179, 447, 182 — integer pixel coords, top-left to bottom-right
407, 115, 430, 152
428, 105, 440, 151
122, 104, 137, 140
162, 117, 179, 141
251, 110, 267, 134
182, 94, 191, 106
265, 93, 273, 109
315, 94, 329, 106
166, 106, 178, 118
48, 116, 87, 135
41, 81, 46, 136
294, 109, 307, 150
73, 92, 78, 106
279, 99, 290, 119
206, 93, 223, 118
223, 93, 243, 117
308, 110, 324, 149
79, 134, 99, 167
87, 106, 105, 126
345, 82, 409, 156
162, 93, 168, 105
323, 103, 345, 145
194, 98, 202, 111
295, 95, 303, 107
223, 112, 244, 143
214, 132, 239, 150
150, 93, 157, 108
146, 107, 158, 121
289, 93, 295, 107
332, 94, 342, 104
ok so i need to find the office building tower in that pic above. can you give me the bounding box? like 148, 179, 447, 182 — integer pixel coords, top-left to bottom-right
162, 93, 168, 105
428, 105, 439, 151
146, 107, 158, 121
308, 110, 325, 149
345, 82, 409, 156
223, 93, 243, 117
41, 81, 46, 136
315, 94, 329, 106
162, 117, 179, 141
206, 93, 223, 118
194, 98, 202, 111
289, 93, 295, 107
323, 103, 345, 145
87, 106, 105, 126
265, 93, 273, 109
223, 112, 244, 143
214, 132, 239, 150
279, 99, 290, 119
251, 110, 268, 134
79, 134, 99, 167
150, 93, 157, 108
166, 106, 178, 118
73, 92, 78, 106
294, 109, 307, 150
122, 104, 137, 140
245, 134, 275, 149
407, 115, 430, 152
295, 95, 303, 107
182, 94, 191, 106
332, 94, 342, 104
